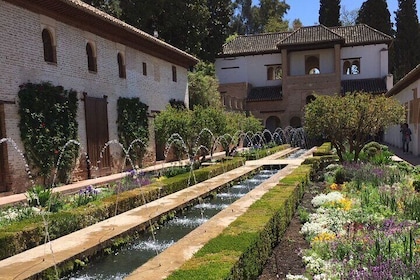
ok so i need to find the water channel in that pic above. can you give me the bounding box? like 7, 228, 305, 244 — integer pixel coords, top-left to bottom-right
63, 167, 281, 280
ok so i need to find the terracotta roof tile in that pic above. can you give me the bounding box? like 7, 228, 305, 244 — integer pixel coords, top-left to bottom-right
330, 24, 392, 46
277, 25, 344, 47
247, 86, 283, 101
341, 78, 387, 94
219, 24, 392, 57
221, 33, 290, 56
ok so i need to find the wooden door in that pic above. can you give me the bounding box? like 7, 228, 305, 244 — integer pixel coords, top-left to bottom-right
84, 95, 111, 172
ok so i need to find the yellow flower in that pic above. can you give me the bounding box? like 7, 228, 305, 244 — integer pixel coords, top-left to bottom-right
329, 183, 340, 190
313, 232, 336, 243
339, 197, 352, 211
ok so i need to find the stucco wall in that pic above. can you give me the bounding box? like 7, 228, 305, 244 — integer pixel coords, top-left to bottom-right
0, 1, 190, 192
340, 44, 389, 80
384, 79, 420, 156
215, 53, 282, 87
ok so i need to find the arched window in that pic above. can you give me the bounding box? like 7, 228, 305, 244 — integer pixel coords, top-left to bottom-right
267, 67, 274, 80
305, 55, 320, 75
86, 42, 97, 72
290, 116, 301, 128
267, 65, 282, 80
117, 53, 126, 78
274, 66, 282, 79
42, 29, 56, 63
266, 116, 281, 132
343, 59, 360, 75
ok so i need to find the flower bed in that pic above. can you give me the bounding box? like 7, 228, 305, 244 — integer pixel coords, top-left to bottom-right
290, 158, 420, 279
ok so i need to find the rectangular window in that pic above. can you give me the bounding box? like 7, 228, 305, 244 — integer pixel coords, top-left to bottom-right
172, 66, 177, 82
143, 62, 147, 76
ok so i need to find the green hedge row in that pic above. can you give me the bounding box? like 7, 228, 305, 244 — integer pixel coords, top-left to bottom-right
0, 157, 246, 260
166, 163, 313, 280
313, 142, 332, 156
241, 144, 290, 160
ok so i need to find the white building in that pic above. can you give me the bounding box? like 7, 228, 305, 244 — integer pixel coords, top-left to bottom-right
0, 0, 198, 193
385, 64, 420, 156
215, 24, 393, 131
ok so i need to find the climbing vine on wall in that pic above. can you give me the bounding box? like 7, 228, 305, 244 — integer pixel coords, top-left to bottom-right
18, 82, 79, 185
117, 97, 149, 166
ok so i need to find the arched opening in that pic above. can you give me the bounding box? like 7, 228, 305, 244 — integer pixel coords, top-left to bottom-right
266, 116, 281, 132
305, 55, 320, 74
290, 116, 301, 128
86, 42, 97, 72
117, 52, 126, 78
42, 29, 56, 63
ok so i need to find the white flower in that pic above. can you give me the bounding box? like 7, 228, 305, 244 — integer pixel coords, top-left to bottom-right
286, 274, 309, 280
311, 191, 343, 207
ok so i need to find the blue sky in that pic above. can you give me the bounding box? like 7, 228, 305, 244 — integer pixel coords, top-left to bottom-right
252, 0, 419, 26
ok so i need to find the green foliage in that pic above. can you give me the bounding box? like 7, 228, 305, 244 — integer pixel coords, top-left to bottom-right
116, 97, 149, 166
188, 62, 221, 109
0, 157, 245, 260
166, 164, 312, 280
304, 93, 405, 162
319, 0, 341, 27
154, 105, 228, 158
162, 166, 191, 178
119, 0, 212, 59
230, 0, 290, 35
18, 82, 79, 185
25, 185, 52, 208
72, 185, 100, 207
394, 0, 420, 80
356, 0, 393, 36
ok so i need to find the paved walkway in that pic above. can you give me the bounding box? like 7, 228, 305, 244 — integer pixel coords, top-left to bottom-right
0, 151, 229, 207
386, 143, 420, 166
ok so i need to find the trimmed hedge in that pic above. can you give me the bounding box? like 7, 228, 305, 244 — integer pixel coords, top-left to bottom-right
0, 157, 246, 260
166, 164, 312, 280
240, 144, 290, 160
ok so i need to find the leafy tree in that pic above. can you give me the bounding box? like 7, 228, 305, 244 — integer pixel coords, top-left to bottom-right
154, 106, 227, 159
256, 0, 290, 32
291, 19, 303, 30
191, 106, 227, 157
119, 0, 210, 57
319, 0, 341, 26
394, 0, 420, 80
154, 106, 193, 159
154, 106, 262, 159
200, 0, 234, 62
81, 0, 122, 17
304, 93, 405, 162
188, 61, 222, 110
218, 111, 263, 154
356, 0, 393, 36
230, 0, 254, 34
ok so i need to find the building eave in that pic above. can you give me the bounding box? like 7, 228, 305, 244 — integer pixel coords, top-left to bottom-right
386, 64, 420, 97
4, 0, 199, 68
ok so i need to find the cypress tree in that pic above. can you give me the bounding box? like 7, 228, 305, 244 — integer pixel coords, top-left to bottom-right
356, 0, 393, 36
319, 0, 341, 26
394, 0, 420, 80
